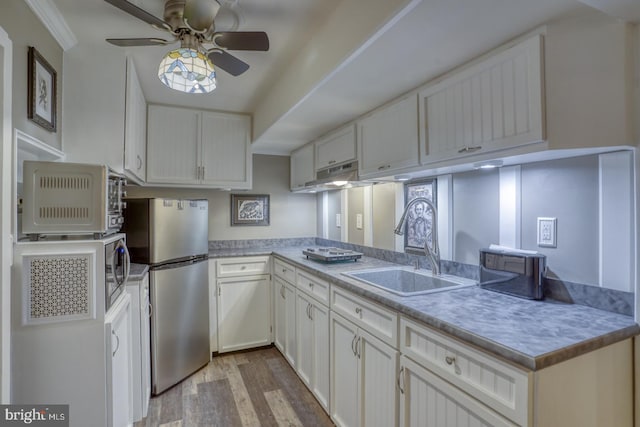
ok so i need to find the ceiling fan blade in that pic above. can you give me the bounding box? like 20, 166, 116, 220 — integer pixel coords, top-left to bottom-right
104, 0, 171, 30
106, 38, 171, 47
208, 50, 250, 76
214, 32, 269, 51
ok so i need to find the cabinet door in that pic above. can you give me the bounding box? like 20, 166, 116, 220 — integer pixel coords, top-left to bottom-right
311, 300, 330, 411
217, 275, 271, 353
296, 291, 314, 387
419, 35, 544, 165
139, 274, 151, 419
147, 105, 199, 184
358, 95, 420, 178
283, 281, 297, 367
200, 111, 252, 188
315, 124, 356, 170
399, 356, 516, 427
105, 294, 132, 427
360, 329, 399, 427
330, 312, 360, 427
124, 58, 147, 184
290, 143, 315, 189
273, 277, 287, 354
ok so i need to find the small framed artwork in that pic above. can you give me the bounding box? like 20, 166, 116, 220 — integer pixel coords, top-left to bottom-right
404, 179, 436, 252
231, 194, 270, 226
28, 46, 57, 132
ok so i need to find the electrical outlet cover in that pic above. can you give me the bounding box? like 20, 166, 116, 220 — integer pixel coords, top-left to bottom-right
335, 213, 341, 228
356, 213, 363, 229
537, 217, 557, 247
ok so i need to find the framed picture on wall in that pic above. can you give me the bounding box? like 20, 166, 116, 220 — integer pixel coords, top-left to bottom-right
28, 46, 57, 132
404, 179, 436, 252
231, 194, 270, 226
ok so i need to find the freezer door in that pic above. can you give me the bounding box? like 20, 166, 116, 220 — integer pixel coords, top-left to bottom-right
149, 199, 208, 263
150, 259, 209, 394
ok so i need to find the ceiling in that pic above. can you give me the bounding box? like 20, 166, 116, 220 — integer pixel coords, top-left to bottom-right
50, 0, 637, 155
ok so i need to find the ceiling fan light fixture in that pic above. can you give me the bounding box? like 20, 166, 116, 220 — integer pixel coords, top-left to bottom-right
158, 47, 217, 93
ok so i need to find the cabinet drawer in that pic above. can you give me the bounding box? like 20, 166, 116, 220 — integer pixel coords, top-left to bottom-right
400, 316, 530, 426
296, 270, 330, 305
331, 287, 397, 347
273, 257, 296, 283
216, 256, 270, 278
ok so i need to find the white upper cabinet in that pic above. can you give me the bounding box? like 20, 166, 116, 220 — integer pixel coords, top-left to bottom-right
123, 58, 147, 184
315, 124, 357, 170
419, 34, 544, 165
200, 111, 252, 188
147, 105, 200, 185
358, 94, 420, 179
146, 105, 252, 189
290, 143, 315, 190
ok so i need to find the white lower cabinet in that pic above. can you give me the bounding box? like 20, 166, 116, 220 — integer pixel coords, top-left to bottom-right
105, 293, 133, 427
296, 290, 330, 411
273, 275, 297, 367
399, 355, 515, 427
217, 274, 271, 353
125, 272, 151, 422
330, 311, 399, 427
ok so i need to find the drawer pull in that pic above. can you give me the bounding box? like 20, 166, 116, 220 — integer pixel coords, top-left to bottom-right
241, 266, 246, 270
282, 268, 287, 273
457, 145, 483, 154
445, 356, 462, 375
355, 307, 362, 315
377, 164, 391, 170
308, 282, 314, 288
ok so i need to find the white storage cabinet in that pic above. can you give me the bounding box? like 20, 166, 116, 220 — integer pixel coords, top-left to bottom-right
295, 270, 331, 411
330, 287, 399, 427
419, 34, 544, 165
146, 105, 251, 189
273, 257, 298, 367
125, 271, 151, 422
290, 143, 315, 190
314, 124, 357, 170
357, 94, 420, 179
123, 57, 147, 184
215, 257, 271, 353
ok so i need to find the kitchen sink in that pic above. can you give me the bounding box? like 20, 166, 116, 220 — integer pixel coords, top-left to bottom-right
342, 266, 476, 296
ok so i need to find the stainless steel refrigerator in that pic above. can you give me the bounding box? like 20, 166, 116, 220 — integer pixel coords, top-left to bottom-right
123, 198, 209, 395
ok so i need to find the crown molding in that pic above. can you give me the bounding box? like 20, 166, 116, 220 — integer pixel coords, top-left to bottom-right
24, 0, 77, 51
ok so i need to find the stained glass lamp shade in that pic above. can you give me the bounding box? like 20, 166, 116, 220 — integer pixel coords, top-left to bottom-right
158, 47, 217, 93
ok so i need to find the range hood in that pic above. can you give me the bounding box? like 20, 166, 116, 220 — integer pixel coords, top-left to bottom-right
299, 161, 371, 192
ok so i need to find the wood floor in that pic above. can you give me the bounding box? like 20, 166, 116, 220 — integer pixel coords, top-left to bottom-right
135, 346, 335, 427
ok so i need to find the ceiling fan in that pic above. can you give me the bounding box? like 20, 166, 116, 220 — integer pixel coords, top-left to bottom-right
104, 0, 269, 92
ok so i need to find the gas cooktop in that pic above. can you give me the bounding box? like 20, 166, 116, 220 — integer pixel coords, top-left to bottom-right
302, 247, 363, 263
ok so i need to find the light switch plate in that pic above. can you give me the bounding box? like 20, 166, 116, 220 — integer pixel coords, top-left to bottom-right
537, 217, 557, 247
356, 213, 363, 229
335, 213, 341, 228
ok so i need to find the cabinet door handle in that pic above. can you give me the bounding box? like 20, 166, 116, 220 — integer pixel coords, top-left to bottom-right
136, 154, 143, 170
355, 336, 361, 359
112, 330, 120, 357
351, 334, 357, 356
280, 284, 285, 299
201, 166, 205, 179
457, 145, 482, 154
397, 366, 405, 394
148, 303, 153, 319
377, 164, 391, 170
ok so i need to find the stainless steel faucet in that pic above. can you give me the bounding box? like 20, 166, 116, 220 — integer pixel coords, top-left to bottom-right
394, 197, 441, 275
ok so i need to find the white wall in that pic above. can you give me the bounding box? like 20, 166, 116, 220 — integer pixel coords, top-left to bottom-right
0, 1, 63, 151
126, 154, 317, 240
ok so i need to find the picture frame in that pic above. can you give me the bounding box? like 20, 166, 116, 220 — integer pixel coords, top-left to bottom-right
231, 194, 270, 226
403, 179, 436, 253
28, 46, 57, 132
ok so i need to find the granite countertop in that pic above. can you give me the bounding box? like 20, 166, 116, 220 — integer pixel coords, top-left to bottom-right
129, 263, 149, 281
210, 246, 639, 371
